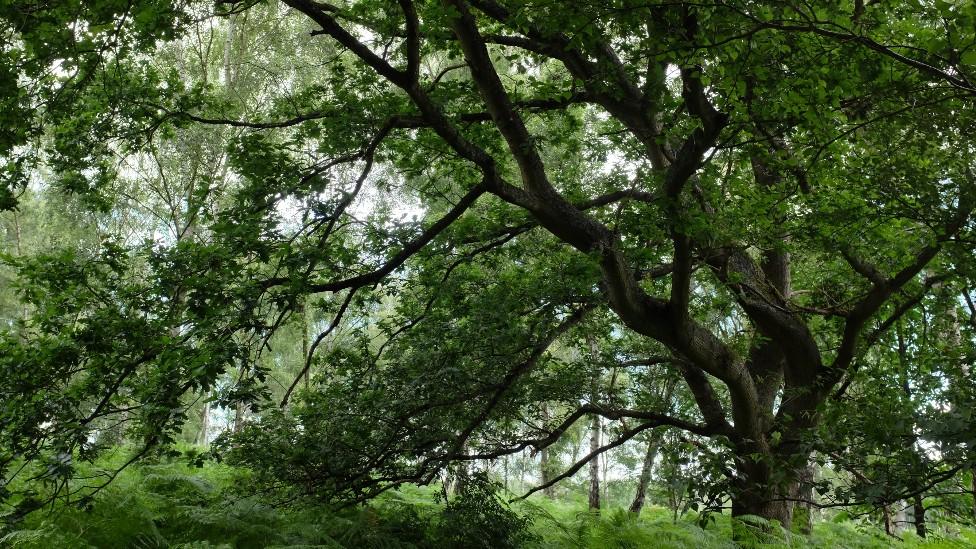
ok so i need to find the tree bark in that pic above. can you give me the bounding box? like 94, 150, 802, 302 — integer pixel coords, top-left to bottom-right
587, 336, 601, 511
731, 446, 809, 533
233, 400, 244, 433
194, 402, 209, 445
539, 446, 554, 497
588, 412, 601, 511
732, 478, 794, 529
912, 494, 926, 538
629, 436, 660, 514
793, 461, 815, 535
893, 501, 907, 535
972, 468, 976, 523
540, 403, 555, 498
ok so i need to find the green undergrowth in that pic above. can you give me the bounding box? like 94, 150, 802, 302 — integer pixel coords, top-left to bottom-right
2, 455, 974, 548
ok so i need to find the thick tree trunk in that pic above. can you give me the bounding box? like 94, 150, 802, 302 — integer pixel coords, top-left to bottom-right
629, 437, 660, 514
731, 481, 794, 529
912, 494, 926, 538
588, 413, 601, 510
793, 461, 815, 535
731, 448, 813, 534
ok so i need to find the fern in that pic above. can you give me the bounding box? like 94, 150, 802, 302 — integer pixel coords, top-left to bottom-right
5, 458, 976, 549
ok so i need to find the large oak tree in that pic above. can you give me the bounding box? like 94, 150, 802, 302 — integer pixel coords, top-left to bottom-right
2, 0, 976, 529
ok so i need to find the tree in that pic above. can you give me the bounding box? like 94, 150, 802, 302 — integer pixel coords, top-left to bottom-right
1, 0, 975, 532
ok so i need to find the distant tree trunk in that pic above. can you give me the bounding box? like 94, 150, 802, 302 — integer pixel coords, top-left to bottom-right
194, 402, 209, 445
539, 446, 552, 497
893, 501, 907, 535
587, 336, 601, 511
882, 505, 893, 537
443, 445, 469, 496
518, 448, 527, 493
11, 209, 22, 256
629, 436, 660, 514
953, 297, 976, 522
631, 378, 675, 515
601, 367, 619, 506
602, 447, 609, 505
12, 211, 28, 320
972, 468, 976, 522
442, 472, 451, 500
540, 404, 555, 498
299, 298, 310, 390
895, 323, 927, 539
912, 494, 926, 538
454, 455, 469, 494
222, 13, 238, 87
588, 413, 601, 511
233, 401, 244, 433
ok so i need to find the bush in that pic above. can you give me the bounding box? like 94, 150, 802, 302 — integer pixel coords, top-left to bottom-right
433, 473, 538, 549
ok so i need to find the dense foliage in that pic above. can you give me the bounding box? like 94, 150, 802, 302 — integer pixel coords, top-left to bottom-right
2, 0, 976, 545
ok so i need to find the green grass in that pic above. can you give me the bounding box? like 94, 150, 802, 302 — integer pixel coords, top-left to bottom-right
2, 455, 974, 548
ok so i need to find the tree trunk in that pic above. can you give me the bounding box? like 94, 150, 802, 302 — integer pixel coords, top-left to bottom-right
446, 446, 470, 495
588, 413, 601, 511
731, 483, 794, 529
792, 460, 815, 534
233, 400, 244, 433
629, 436, 660, 514
601, 448, 609, 506
971, 467, 976, 522
194, 402, 209, 445
731, 450, 804, 532
540, 404, 555, 498
912, 494, 926, 538
897, 324, 926, 539
893, 501, 907, 535
518, 448, 526, 493
299, 298, 310, 390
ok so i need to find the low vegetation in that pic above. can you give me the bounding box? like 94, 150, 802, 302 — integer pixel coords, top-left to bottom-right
3, 455, 974, 548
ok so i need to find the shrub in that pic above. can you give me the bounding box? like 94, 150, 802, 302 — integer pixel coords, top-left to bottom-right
433, 473, 538, 549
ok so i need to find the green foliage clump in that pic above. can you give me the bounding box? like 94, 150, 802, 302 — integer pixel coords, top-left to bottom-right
434, 473, 538, 549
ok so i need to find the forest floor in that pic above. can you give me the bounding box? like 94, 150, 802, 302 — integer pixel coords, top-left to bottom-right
2, 452, 974, 548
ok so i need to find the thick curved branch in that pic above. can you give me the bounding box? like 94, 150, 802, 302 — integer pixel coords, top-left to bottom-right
397, 0, 420, 82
